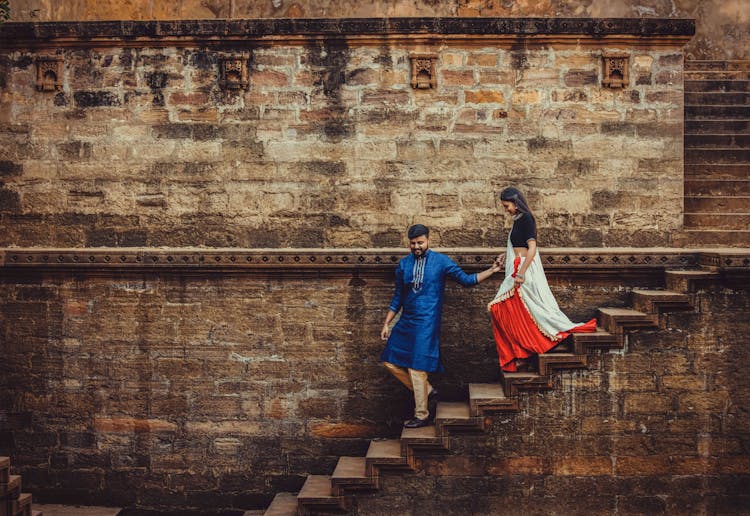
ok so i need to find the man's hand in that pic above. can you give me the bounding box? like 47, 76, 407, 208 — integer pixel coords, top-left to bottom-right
381, 323, 391, 340
495, 253, 505, 267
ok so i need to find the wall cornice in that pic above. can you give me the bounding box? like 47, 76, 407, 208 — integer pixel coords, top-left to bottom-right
3, 247, 743, 276
0, 17, 695, 50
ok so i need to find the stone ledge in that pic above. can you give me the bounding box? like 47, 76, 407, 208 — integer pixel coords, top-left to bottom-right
0, 17, 695, 49
4, 247, 743, 274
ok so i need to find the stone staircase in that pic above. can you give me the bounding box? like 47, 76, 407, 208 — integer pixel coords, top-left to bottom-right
683, 60, 750, 247
0, 456, 42, 516
259, 269, 716, 515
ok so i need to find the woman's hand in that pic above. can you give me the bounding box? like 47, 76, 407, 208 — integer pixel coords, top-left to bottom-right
381, 323, 391, 340
514, 273, 525, 286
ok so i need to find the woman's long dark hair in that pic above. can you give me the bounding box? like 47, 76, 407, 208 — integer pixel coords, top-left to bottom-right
500, 187, 534, 218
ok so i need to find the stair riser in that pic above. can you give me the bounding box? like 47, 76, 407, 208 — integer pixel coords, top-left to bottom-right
685, 92, 750, 105
685, 164, 750, 179
684, 71, 750, 80
685, 197, 750, 212
679, 230, 750, 246
686, 105, 750, 119
685, 180, 750, 196
685, 120, 750, 134
685, 61, 750, 72
684, 149, 750, 164
631, 297, 692, 315
665, 273, 718, 293
598, 316, 656, 335
684, 80, 750, 93
684, 213, 750, 229
685, 134, 750, 148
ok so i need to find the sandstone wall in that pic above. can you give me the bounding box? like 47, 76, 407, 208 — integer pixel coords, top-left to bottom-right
1, 259, 748, 512
0, 22, 687, 248
360, 279, 750, 515
7, 0, 749, 60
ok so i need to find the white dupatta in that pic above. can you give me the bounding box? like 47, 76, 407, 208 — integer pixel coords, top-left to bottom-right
488, 236, 584, 340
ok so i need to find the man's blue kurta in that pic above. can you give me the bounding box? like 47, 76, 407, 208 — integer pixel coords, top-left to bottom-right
380, 250, 478, 373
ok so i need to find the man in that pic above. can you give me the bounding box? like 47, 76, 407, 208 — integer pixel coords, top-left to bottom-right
380, 224, 501, 428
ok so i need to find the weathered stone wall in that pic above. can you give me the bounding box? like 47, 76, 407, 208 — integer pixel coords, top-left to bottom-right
359, 279, 750, 515
0, 27, 687, 248
1, 260, 748, 513
7, 0, 749, 59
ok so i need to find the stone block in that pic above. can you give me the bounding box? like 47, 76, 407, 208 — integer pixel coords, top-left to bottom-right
486, 456, 546, 476
552, 456, 612, 476
465, 89, 505, 103
441, 70, 475, 87
615, 456, 672, 476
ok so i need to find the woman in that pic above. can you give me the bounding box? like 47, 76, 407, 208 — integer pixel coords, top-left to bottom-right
488, 187, 596, 373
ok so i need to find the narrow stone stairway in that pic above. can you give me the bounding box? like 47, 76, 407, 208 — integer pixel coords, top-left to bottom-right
1, 456, 43, 516
683, 60, 750, 247
258, 269, 716, 515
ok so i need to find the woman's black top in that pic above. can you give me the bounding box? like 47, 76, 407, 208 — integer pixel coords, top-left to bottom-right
510, 212, 536, 248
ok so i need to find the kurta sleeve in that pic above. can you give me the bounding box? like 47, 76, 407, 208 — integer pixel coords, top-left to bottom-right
444, 257, 479, 287
388, 262, 405, 312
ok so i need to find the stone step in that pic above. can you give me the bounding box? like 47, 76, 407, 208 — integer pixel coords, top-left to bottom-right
34, 505, 119, 516
684, 148, 750, 164
0, 456, 9, 483
631, 289, 693, 315
263, 492, 298, 516
400, 422, 445, 449
0, 474, 21, 498
686, 105, 750, 119
684, 70, 750, 80
685, 213, 750, 230
365, 439, 408, 470
297, 475, 345, 511
685, 120, 750, 134
684, 163, 750, 179
571, 328, 620, 354
596, 307, 657, 335
685, 134, 750, 148
685, 196, 750, 213
684, 80, 750, 93
685, 92, 750, 105
685, 60, 750, 71
11, 493, 33, 516
685, 179, 750, 196
537, 353, 587, 375
665, 269, 721, 293
469, 383, 517, 413
330, 456, 376, 492
500, 372, 550, 397
676, 229, 750, 247
435, 401, 484, 432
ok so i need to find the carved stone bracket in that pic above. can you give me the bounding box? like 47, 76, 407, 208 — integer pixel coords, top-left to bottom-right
35, 55, 63, 91
410, 53, 437, 89
602, 52, 629, 88
219, 55, 250, 91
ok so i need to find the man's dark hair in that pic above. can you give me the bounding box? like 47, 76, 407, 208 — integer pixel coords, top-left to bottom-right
408, 224, 429, 239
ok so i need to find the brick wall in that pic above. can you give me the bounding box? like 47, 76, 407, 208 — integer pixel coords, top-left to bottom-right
1, 261, 748, 512
0, 23, 688, 247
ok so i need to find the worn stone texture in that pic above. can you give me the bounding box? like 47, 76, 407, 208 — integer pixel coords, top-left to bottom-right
0, 43, 685, 248
1, 269, 748, 513
7, 0, 749, 59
